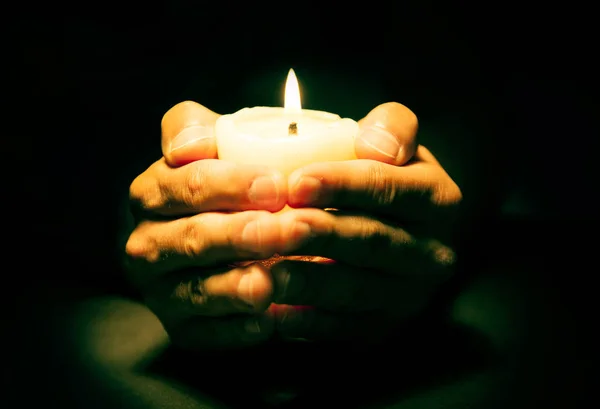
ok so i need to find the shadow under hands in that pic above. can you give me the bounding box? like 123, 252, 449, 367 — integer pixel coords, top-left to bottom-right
274, 318, 495, 409
142, 307, 494, 409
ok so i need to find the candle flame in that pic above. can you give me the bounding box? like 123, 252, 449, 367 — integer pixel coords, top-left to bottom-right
284, 68, 302, 112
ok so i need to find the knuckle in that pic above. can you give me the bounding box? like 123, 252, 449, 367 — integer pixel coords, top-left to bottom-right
129, 173, 164, 212
128, 176, 143, 203
173, 277, 211, 310
124, 228, 161, 271
426, 240, 457, 278
183, 162, 209, 207
432, 173, 463, 209
347, 218, 392, 265
367, 230, 397, 262
182, 218, 209, 258
357, 217, 384, 241
364, 161, 396, 206
433, 244, 457, 267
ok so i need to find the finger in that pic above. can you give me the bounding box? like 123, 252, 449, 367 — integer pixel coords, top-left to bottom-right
146, 263, 274, 320
288, 146, 462, 221
271, 260, 392, 312
169, 313, 275, 350
161, 101, 221, 167
355, 102, 418, 166
124, 210, 313, 280
129, 158, 287, 216
278, 208, 457, 279
272, 306, 396, 344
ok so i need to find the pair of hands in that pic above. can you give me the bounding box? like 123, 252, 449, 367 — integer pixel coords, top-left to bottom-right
123, 101, 462, 350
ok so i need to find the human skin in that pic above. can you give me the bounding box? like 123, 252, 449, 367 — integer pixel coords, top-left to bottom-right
124, 100, 461, 347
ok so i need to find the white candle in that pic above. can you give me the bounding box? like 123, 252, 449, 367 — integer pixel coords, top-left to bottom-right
215, 69, 358, 177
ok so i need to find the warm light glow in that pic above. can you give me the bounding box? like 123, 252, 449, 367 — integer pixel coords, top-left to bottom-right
284, 68, 302, 112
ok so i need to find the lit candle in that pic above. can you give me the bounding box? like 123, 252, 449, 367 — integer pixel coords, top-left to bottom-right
215, 69, 358, 177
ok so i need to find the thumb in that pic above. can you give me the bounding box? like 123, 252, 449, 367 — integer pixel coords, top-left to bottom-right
161, 101, 221, 167
355, 102, 418, 166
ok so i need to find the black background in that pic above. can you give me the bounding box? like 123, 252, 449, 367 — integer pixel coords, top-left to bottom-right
6, 1, 598, 408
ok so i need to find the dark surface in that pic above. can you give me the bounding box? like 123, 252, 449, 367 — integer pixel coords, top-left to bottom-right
6, 2, 598, 408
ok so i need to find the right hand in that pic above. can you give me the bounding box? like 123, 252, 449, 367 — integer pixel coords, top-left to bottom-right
123, 101, 312, 350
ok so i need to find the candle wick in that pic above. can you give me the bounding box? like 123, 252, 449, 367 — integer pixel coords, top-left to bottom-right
288, 122, 298, 136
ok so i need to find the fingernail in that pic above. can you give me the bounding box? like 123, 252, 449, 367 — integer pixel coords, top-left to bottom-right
282, 222, 313, 253
248, 175, 280, 206
273, 264, 306, 303
358, 125, 400, 159
241, 220, 261, 245
272, 267, 291, 303
244, 315, 272, 334
170, 125, 213, 152
277, 306, 311, 332
237, 273, 255, 306
244, 317, 262, 333
289, 174, 322, 205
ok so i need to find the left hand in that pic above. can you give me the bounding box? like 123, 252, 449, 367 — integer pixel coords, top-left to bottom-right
270, 102, 463, 343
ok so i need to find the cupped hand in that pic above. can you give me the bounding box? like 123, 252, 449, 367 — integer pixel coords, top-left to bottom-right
123, 102, 312, 350
271, 102, 462, 343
